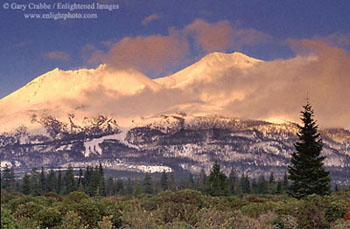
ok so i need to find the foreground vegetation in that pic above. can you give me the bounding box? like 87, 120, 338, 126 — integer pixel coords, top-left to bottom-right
1, 190, 350, 229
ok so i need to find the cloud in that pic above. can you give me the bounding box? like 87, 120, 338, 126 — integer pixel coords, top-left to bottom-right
217, 40, 350, 129
185, 19, 270, 52
142, 14, 161, 26
185, 19, 234, 52
89, 30, 189, 76
88, 19, 270, 76
44, 51, 71, 62
89, 40, 349, 129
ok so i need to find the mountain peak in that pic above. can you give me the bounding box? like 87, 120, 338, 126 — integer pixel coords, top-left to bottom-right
200, 51, 262, 66
155, 51, 262, 88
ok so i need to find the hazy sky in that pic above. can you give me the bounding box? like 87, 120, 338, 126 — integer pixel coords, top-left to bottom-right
1, 0, 350, 99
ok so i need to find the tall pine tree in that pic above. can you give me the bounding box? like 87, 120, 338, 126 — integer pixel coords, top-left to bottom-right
206, 162, 228, 196
142, 173, 153, 194
288, 101, 331, 199
47, 168, 57, 193
1, 165, 17, 192
160, 171, 168, 191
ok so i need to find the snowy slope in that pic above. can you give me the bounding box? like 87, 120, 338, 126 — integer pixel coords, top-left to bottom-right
0, 65, 160, 132
155, 52, 262, 88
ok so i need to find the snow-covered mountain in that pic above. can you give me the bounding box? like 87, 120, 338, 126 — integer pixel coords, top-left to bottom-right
155, 52, 262, 88
0, 51, 349, 184
0, 52, 263, 132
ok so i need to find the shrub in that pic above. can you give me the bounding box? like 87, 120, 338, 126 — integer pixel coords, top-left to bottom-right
155, 201, 200, 225
296, 195, 330, 229
162, 221, 194, 228
61, 210, 87, 229
142, 190, 205, 211
240, 201, 277, 218
273, 215, 298, 229
35, 207, 62, 228
325, 200, 346, 223
14, 201, 44, 219
65, 191, 89, 203
97, 215, 113, 229
195, 208, 235, 228
1, 207, 20, 229
120, 203, 159, 228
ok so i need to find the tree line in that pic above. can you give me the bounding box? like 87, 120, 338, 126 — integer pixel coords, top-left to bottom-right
1, 162, 291, 197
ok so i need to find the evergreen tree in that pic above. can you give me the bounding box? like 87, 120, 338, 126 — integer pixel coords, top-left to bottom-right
188, 173, 195, 189
268, 172, 276, 194
78, 168, 83, 187
276, 180, 282, 194
160, 171, 168, 191
282, 172, 289, 193
288, 102, 331, 199
63, 165, 76, 194
115, 178, 124, 194
251, 178, 258, 194
106, 177, 115, 196
39, 167, 47, 193
57, 168, 63, 194
47, 168, 57, 193
98, 163, 106, 196
142, 173, 153, 194
83, 166, 92, 190
87, 166, 100, 196
257, 175, 268, 194
197, 169, 207, 192
240, 174, 250, 194
206, 162, 228, 196
228, 168, 238, 194
30, 168, 41, 196
1, 165, 17, 192
133, 177, 142, 195
154, 180, 163, 193
100, 175, 106, 196
22, 173, 31, 195
334, 184, 339, 192
168, 173, 176, 191
125, 178, 133, 195
77, 168, 84, 192
178, 179, 187, 190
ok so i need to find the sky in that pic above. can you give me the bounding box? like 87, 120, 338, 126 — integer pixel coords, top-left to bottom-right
0, 0, 350, 129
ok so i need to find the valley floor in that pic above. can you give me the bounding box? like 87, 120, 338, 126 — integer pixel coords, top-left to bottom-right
1, 190, 350, 228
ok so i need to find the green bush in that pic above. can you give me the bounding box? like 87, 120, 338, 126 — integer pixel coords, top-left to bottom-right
240, 201, 277, 218
195, 207, 235, 228
35, 207, 62, 228
297, 195, 331, 229
14, 201, 45, 219
1, 207, 20, 229
156, 202, 200, 225
162, 221, 194, 228
325, 199, 347, 223
0, 189, 349, 228
273, 215, 298, 229
61, 210, 87, 229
